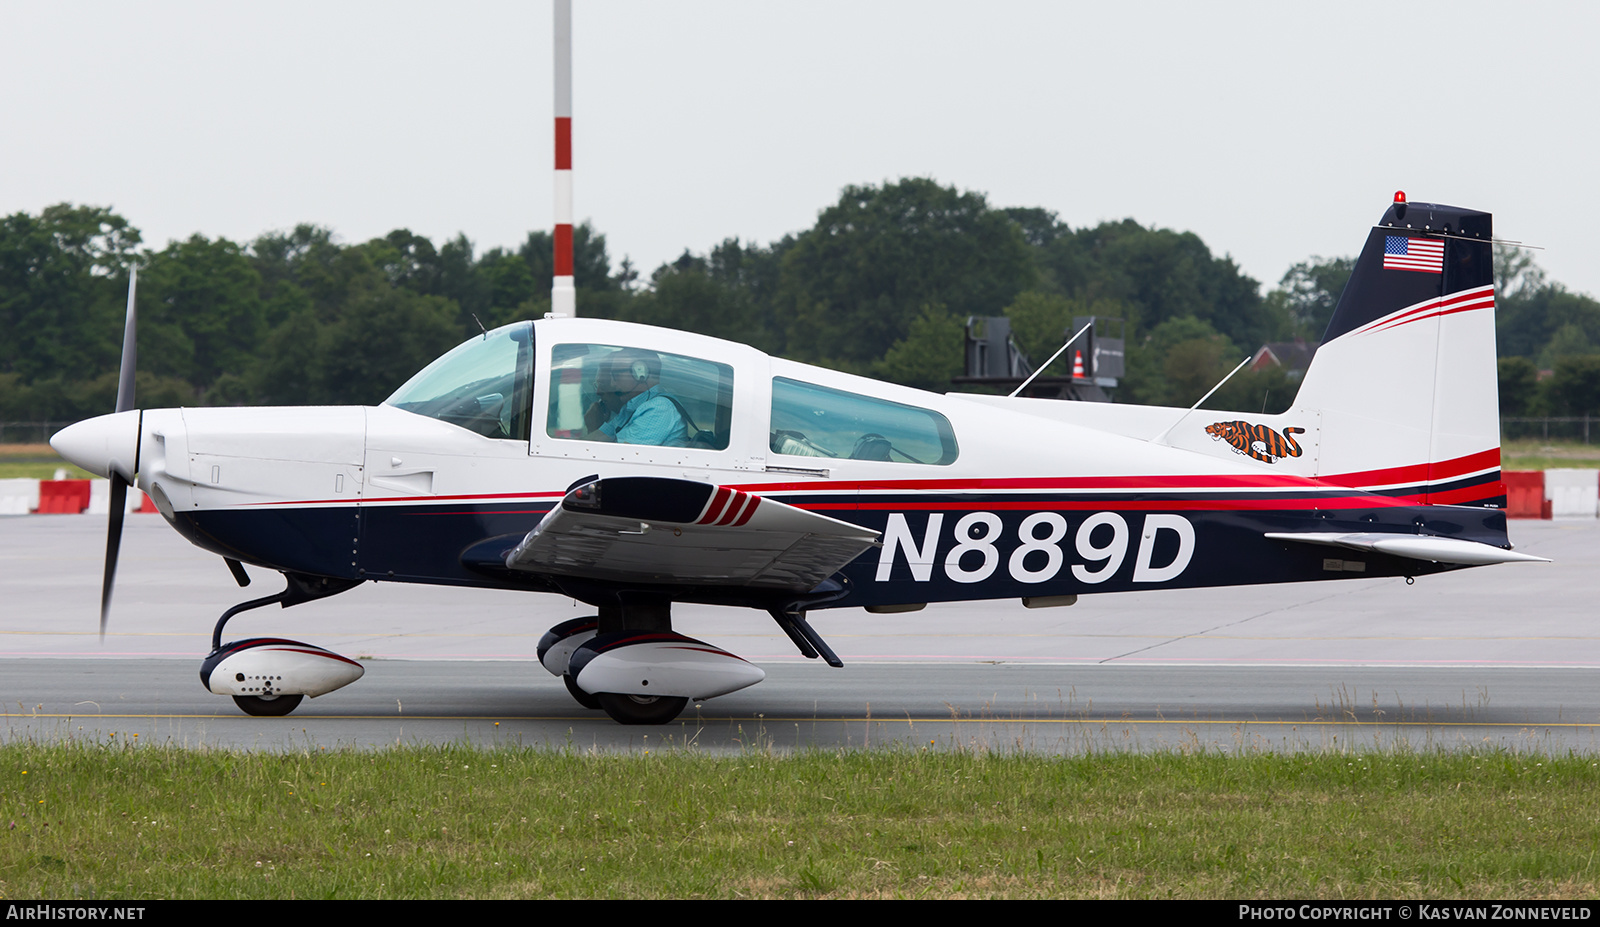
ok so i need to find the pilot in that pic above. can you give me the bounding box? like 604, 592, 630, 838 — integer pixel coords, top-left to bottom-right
582, 349, 690, 447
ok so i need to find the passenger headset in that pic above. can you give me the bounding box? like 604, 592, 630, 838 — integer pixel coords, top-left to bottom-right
603, 356, 652, 389
600, 352, 706, 444
600, 356, 654, 410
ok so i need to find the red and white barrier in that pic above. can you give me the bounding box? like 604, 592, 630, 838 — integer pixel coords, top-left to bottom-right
1545, 468, 1599, 518
0, 478, 40, 515
1, 479, 154, 515
1502, 469, 1600, 519
1503, 471, 1549, 519
36, 479, 91, 514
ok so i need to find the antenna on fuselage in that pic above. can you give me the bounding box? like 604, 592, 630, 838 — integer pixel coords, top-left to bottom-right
1007, 320, 1094, 398
1150, 355, 1253, 447
549, 0, 576, 318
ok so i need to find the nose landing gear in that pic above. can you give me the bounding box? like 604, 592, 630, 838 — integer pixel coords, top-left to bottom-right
200, 572, 365, 717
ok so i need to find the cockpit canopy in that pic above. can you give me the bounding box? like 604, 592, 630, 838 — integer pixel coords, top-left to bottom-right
384, 319, 958, 466
385, 322, 533, 440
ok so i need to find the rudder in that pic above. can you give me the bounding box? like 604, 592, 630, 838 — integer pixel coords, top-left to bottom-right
1290, 194, 1502, 508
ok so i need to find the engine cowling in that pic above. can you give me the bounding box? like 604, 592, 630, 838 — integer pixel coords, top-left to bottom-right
199, 638, 365, 698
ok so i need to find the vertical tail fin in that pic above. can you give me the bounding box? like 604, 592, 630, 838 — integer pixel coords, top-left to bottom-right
1291, 195, 1502, 506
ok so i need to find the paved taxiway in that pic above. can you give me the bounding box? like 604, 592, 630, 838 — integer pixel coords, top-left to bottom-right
0, 515, 1595, 753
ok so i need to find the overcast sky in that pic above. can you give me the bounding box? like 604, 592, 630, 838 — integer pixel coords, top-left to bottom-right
3, 1, 1596, 299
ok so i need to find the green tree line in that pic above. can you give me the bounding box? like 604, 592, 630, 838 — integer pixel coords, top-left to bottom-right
2, 180, 1592, 423
1490, 245, 1600, 417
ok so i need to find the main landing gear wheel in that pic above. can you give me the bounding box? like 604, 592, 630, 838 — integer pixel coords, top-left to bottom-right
596, 693, 688, 725
563, 674, 602, 710
232, 694, 303, 717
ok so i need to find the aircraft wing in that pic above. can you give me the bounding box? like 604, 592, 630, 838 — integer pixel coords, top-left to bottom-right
1263, 532, 1549, 565
504, 476, 881, 591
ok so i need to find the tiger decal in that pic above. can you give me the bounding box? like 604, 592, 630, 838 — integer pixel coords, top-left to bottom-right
1205, 421, 1306, 464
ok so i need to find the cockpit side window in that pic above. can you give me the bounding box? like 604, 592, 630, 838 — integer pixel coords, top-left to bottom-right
770, 377, 958, 465
546, 343, 733, 450
384, 322, 533, 440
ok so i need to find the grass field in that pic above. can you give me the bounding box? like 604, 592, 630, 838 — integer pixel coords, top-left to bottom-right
1, 742, 1596, 899
1502, 439, 1600, 472
0, 444, 93, 480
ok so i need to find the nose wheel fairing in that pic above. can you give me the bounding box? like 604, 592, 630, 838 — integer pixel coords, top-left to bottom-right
199, 573, 368, 717
200, 638, 365, 700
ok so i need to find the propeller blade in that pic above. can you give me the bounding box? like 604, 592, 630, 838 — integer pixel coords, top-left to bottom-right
101, 475, 128, 641
114, 266, 137, 414
102, 266, 138, 638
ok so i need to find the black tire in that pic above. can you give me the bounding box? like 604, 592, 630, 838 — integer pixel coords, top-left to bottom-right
564, 674, 602, 710
596, 692, 688, 725
232, 694, 304, 717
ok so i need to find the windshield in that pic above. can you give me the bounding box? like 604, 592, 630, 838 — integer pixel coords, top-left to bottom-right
385, 322, 533, 440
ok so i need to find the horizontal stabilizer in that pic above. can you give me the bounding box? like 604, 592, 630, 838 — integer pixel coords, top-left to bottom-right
1263, 532, 1548, 565
505, 476, 881, 591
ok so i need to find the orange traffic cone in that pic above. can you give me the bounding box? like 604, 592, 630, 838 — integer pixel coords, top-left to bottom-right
1072, 350, 1085, 379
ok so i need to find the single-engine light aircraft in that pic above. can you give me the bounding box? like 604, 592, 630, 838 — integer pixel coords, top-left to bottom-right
52, 195, 1544, 724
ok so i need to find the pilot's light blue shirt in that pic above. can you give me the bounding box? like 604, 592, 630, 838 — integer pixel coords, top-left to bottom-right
598, 386, 689, 447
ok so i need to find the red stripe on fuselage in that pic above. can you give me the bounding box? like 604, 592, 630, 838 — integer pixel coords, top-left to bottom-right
732, 449, 1498, 498
1317, 448, 1500, 492
232, 453, 1499, 514
250, 489, 566, 507
801, 495, 1414, 514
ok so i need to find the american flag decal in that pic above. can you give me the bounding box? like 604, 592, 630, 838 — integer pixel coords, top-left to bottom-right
1383, 235, 1445, 273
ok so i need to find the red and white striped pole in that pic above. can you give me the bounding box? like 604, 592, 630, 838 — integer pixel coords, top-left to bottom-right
551, 0, 575, 317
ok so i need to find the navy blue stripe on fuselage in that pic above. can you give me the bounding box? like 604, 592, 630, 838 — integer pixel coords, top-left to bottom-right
1359, 469, 1503, 501
179, 488, 1509, 609
830, 502, 1501, 608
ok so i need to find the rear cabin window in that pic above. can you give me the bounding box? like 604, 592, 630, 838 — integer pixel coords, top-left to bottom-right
546, 344, 734, 450
769, 377, 958, 465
